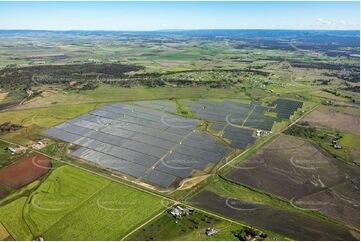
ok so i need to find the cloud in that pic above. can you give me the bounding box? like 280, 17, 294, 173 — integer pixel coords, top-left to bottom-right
317, 18, 332, 25
315, 18, 359, 29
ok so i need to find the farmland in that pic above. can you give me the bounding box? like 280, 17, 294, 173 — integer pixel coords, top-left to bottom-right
301, 107, 359, 134
0, 165, 169, 240
0, 29, 359, 241
225, 135, 360, 227
0, 153, 50, 189
189, 190, 356, 241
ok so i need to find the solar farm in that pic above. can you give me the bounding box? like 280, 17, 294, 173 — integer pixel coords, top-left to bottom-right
138, 98, 303, 148
42, 103, 228, 189
43, 99, 303, 189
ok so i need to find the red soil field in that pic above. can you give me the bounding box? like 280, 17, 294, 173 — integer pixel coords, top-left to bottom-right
0, 154, 51, 189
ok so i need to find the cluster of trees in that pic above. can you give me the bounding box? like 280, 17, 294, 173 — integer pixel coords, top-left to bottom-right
233, 227, 267, 241
0, 63, 143, 89
284, 123, 317, 139
103, 69, 269, 88
0, 63, 272, 89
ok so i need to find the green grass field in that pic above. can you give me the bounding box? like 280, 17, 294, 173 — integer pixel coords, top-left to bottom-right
17, 85, 249, 109
0, 222, 10, 240
0, 103, 97, 144
0, 197, 33, 240
0, 165, 169, 240
340, 133, 360, 149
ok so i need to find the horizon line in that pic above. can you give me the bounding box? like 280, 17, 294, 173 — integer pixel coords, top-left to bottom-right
0, 28, 360, 32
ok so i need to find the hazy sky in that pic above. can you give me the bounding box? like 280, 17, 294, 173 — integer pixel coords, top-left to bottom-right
0, 1, 359, 30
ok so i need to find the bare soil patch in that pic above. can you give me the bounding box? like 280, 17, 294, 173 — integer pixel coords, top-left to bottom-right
178, 174, 210, 190
0, 92, 8, 102
301, 108, 359, 134
189, 191, 357, 241
226, 135, 359, 226
0, 154, 51, 189
298, 180, 359, 226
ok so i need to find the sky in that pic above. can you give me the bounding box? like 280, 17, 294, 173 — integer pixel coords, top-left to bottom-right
0, 1, 359, 31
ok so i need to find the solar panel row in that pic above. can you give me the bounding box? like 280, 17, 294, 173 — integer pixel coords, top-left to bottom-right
211, 122, 226, 132
135, 101, 177, 113
244, 106, 276, 131
223, 126, 255, 149
185, 100, 254, 123
271, 99, 303, 122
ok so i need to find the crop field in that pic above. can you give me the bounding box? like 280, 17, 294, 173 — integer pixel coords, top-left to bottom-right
0, 222, 10, 240
16, 86, 249, 110
0, 165, 169, 240
225, 135, 360, 226
189, 190, 357, 241
0, 154, 50, 189
301, 107, 360, 134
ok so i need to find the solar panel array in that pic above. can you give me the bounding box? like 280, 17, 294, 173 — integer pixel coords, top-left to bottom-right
185, 100, 253, 124
42, 98, 303, 188
134, 99, 303, 151
42, 103, 228, 189
223, 126, 255, 149
134, 99, 303, 129
135, 100, 176, 113
211, 122, 226, 132
271, 99, 304, 122
244, 106, 276, 131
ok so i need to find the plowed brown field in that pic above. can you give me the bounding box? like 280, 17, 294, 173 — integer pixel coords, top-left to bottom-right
0, 154, 51, 189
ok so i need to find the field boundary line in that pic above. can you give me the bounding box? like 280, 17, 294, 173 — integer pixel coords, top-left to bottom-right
4, 95, 252, 113
0, 137, 177, 203
217, 103, 319, 172
241, 104, 256, 126
120, 206, 172, 241
41, 181, 113, 236
142, 129, 194, 177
